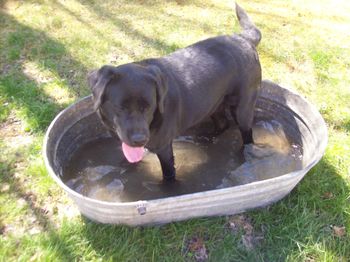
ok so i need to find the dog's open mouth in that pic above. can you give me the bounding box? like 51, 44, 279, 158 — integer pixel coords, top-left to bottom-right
122, 142, 145, 163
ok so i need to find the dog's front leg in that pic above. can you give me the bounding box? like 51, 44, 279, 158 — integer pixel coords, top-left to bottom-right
156, 143, 176, 181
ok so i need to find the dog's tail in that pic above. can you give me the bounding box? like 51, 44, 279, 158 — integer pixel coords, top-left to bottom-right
235, 3, 261, 47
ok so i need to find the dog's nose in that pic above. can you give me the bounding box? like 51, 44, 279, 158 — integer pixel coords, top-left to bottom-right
130, 133, 147, 146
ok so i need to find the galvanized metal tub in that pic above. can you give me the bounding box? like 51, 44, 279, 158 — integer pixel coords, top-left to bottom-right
43, 80, 327, 226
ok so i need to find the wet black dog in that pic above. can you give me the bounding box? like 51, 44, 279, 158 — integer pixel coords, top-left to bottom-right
88, 4, 262, 181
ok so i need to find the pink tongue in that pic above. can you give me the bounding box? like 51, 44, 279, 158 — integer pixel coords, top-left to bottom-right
122, 142, 145, 163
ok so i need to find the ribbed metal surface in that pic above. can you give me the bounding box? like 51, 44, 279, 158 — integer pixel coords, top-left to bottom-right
43, 80, 327, 226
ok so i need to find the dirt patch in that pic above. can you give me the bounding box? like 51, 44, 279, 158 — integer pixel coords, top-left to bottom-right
0, 113, 33, 149
0, 113, 80, 238
183, 236, 209, 262
227, 215, 264, 250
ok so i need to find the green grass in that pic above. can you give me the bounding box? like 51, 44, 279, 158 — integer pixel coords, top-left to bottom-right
0, 0, 349, 261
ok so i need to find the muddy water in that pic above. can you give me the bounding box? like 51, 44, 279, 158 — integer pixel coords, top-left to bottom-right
62, 121, 303, 202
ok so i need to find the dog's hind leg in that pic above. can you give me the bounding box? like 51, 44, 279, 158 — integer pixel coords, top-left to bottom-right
156, 143, 176, 181
234, 87, 259, 145
211, 104, 230, 136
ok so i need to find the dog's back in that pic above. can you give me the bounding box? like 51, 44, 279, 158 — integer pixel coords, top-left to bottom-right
150, 4, 261, 131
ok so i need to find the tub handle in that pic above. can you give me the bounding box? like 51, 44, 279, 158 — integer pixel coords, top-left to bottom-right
136, 201, 147, 215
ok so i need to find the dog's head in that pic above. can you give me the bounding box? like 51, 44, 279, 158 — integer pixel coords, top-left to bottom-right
88, 64, 168, 147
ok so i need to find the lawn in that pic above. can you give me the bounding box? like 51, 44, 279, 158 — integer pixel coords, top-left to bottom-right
0, 0, 349, 261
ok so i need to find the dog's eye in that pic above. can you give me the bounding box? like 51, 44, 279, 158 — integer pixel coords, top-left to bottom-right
117, 107, 124, 113
112, 105, 125, 115
139, 106, 147, 113
139, 102, 149, 112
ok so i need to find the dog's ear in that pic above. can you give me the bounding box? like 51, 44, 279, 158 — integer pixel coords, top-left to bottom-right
149, 65, 168, 114
88, 65, 119, 111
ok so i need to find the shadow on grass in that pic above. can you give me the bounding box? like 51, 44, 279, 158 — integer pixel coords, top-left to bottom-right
344, 119, 350, 132
0, 11, 91, 259
96, 0, 208, 8
76, 0, 254, 54
0, 3, 187, 259
0, 10, 90, 259
248, 156, 350, 261
0, 11, 89, 133
0, 161, 78, 261
76, 0, 183, 53
51, 0, 137, 59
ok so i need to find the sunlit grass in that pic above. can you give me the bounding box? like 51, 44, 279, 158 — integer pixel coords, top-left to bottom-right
0, 0, 349, 260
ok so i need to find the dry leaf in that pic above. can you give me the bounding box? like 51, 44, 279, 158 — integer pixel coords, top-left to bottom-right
242, 234, 255, 250
16, 198, 27, 207
0, 184, 10, 193
228, 215, 264, 250
305, 256, 316, 262
243, 223, 254, 235
0, 225, 6, 235
332, 226, 346, 237
242, 233, 264, 250
187, 237, 208, 262
228, 215, 255, 235
28, 226, 42, 235
322, 192, 334, 199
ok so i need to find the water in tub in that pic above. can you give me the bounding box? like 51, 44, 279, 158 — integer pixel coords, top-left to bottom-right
63, 120, 303, 202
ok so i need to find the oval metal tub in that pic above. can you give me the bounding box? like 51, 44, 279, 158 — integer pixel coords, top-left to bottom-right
43, 80, 328, 226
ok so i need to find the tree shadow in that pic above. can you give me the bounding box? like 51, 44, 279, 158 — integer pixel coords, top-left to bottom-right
75, 0, 188, 54
108, 0, 208, 8
0, 10, 97, 259
344, 119, 350, 132
0, 160, 77, 261
73, 0, 243, 56
247, 155, 350, 261
0, 11, 90, 132
51, 0, 137, 59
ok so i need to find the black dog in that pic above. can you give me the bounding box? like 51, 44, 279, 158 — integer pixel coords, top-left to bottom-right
88, 4, 261, 181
